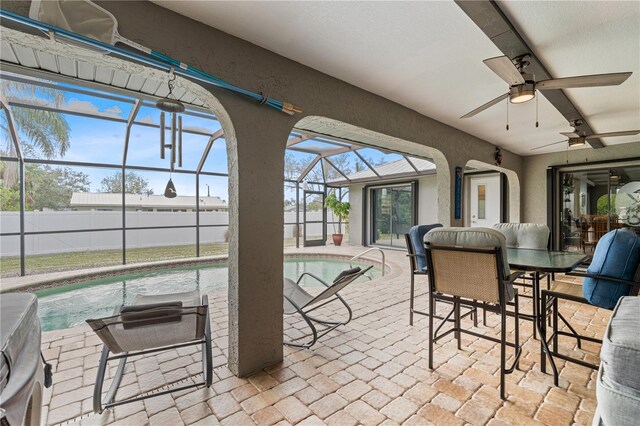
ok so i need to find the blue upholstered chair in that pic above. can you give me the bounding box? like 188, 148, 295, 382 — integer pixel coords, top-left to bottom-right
582, 228, 640, 309
541, 228, 640, 386
404, 224, 442, 325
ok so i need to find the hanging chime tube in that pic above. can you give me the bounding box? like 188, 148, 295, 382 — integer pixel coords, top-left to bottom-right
178, 115, 183, 168
160, 112, 165, 159
171, 113, 176, 172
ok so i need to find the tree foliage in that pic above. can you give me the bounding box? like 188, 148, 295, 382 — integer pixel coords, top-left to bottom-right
26, 165, 91, 211
100, 171, 153, 195
1, 80, 70, 187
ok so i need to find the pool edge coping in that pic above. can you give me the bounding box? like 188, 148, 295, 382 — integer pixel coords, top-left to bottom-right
2, 252, 390, 294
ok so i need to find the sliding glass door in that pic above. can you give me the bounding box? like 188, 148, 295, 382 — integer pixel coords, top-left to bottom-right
558, 164, 640, 252
370, 183, 416, 248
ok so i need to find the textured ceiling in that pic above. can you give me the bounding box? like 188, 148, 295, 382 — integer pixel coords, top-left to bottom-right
151, 1, 639, 156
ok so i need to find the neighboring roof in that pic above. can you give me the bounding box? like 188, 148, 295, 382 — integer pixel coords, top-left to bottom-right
70, 192, 227, 209
328, 157, 436, 186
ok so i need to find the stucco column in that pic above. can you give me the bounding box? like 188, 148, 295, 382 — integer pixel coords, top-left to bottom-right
225, 108, 292, 376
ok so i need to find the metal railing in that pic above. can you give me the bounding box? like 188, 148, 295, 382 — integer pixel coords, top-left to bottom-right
350, 248, 386, 276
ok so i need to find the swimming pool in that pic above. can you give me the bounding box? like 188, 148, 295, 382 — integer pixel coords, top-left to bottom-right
36, 258, 380, 331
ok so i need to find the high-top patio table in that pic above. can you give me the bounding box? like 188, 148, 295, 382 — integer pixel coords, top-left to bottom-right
506, 248, 588, 341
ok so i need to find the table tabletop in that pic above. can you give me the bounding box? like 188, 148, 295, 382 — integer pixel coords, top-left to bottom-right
507, 248, 589, 273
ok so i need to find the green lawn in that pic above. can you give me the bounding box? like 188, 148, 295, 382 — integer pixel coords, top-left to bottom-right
0, 238, 305, 277
0, 243, 229, 277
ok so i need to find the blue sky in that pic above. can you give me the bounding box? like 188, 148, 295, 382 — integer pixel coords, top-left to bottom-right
6, 77, 398, 204
10, 81, 229, 200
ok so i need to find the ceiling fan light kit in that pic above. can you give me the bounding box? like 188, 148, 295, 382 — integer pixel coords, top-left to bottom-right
509, 83, 535, 104
568, 138, 587, 148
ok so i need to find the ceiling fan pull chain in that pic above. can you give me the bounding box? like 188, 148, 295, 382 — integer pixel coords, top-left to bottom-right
535, 93, 539, 128
506, 98, 509, 131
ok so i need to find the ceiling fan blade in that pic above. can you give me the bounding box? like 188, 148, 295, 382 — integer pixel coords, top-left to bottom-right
585, 130, 640, 139
483, 56, 525, 86
560, 131, 580, 138
530, 140, 568, 151
460, 93, 508, 119
536, 72, 632, 90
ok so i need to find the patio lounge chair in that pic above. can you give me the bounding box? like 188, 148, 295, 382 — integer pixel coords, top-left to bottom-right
284, 266, 372, 348
86, 291, 212, 414
424, 227, 522, 400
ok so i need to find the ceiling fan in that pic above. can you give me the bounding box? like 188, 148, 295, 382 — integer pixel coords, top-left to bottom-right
530, 121, 640, 151
461, 55, 632, 119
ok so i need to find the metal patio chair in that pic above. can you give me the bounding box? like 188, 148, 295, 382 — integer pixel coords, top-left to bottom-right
86, 291, 212, 414
541, 228, 640, 386
425, 227, 522, 400
284, 266, 372, 348
405, 225, 477, 327
493, 222, 552, 336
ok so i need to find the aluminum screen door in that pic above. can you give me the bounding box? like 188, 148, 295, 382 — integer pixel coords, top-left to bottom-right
303, 191, 326, 247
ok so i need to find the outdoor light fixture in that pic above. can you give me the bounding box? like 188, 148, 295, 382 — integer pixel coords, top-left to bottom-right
509, 83, 535, 104
156, 69, 185, 113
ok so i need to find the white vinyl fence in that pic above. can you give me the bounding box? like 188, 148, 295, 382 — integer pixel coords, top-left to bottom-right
1, 210, 333, 256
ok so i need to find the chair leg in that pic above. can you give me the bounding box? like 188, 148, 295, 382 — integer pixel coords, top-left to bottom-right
202, 299, 213, 387
93, 345, 110, 414
514, 291, 520, 371
483, 306, 487, 326
552, 297, 560, 386
409, 273, 415, 326
93, 345, 127, 414
472, 300, 478, 327
500, 306, 507, 400
541, 292, 547, 373
454, 298, 461, 351
428, 293, 435, 370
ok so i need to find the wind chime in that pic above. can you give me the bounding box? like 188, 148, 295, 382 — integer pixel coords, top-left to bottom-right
156, 69, 185, 198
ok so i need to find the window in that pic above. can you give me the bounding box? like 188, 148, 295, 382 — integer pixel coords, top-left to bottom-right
370, 182, 416, 248
478, 184, 486, 220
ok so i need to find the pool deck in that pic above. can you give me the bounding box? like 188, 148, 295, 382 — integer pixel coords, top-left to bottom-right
37, 245, 602, 426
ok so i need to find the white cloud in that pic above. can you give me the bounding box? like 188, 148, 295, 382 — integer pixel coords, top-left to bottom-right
65, 98, 124, 119
137, 116, 155, 125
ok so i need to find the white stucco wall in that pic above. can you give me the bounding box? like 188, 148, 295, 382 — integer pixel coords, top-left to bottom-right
347, 175, 439, 245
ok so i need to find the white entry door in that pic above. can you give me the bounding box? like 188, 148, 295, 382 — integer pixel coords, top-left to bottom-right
469, 175, 501, 227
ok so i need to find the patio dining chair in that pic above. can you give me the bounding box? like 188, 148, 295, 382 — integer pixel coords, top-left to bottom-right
541, 228, 640, 386
86, 290, 212, 414
425, 227, 522, 400
284, 265, 372, 348
405, 224, 477, 327
493, 222, 551, 336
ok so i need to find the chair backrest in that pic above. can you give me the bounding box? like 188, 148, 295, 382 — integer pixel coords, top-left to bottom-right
425, 227, 514, 304
87, 302, 207, 354
311, 266, 373, 306
407, 224, 443, 270
492, 223, 550, 250
583, 228, 640, 309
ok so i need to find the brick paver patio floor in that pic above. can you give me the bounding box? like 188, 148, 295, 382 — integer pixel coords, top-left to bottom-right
38, 246, 604, 425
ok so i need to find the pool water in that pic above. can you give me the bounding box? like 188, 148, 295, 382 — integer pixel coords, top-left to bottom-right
36, 258, 380, 331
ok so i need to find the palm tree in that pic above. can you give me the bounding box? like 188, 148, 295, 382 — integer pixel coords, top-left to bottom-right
1, 79, 70, 187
